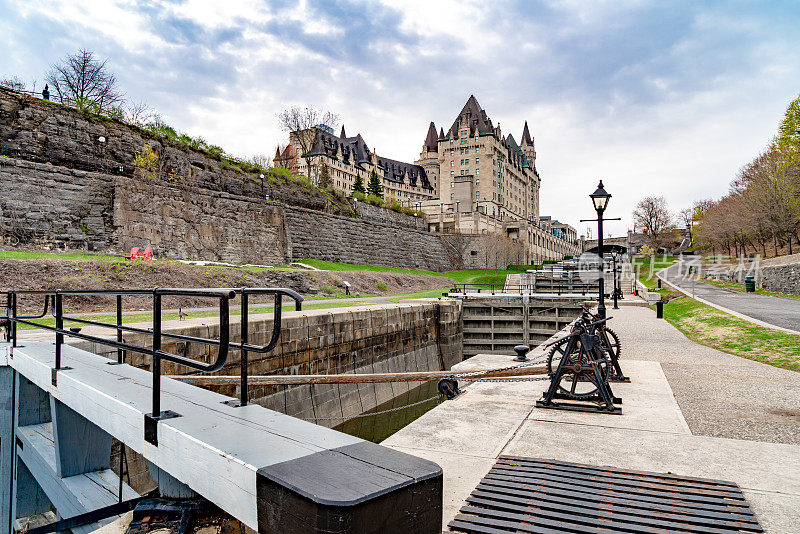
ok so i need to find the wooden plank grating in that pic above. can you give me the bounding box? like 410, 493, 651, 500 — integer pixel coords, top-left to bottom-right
449, 456, 762, 533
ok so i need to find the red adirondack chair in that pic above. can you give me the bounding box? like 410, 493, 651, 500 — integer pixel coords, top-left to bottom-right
124, 247, 140, 260
142, 247, 153, 261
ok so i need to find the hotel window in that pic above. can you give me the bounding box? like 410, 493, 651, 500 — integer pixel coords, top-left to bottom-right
476, 191, 479, 200
476, 179, 480, 186
451, 160, 454, 166
451, 193, 454, 201
476, 157, 479, 164
462, 130, 468, 137
450, 171, 454, 177
475, 147, 479, 153
476, 169, 480, 175
451, 181, 454, 187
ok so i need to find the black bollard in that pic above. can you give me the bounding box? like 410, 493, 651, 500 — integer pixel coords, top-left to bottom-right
513, 345, 530, 362
656, 301, 663, 319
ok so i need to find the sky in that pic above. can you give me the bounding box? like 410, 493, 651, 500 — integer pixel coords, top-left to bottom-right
2, 0, 799, 237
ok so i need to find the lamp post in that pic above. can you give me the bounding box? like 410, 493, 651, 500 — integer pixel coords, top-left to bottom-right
590, 181, 611, 319
611, 251, 619, 309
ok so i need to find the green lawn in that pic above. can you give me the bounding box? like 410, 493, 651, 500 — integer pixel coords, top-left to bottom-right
299, 259, 511, 287
631, 255, 677, 290
0, 250, 124, 262
663, 297, 800, 372
16, 301, 364, 331
702, 278, 800, 301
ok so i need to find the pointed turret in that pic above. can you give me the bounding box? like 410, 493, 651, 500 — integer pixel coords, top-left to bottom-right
424, 121, 438, 152
439, 127, 445, 139
340, 125, 347, 138
275, 147, 282, 160
521, 121, 533, 146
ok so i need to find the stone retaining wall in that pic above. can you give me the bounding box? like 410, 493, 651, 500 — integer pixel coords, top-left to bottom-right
760, 262, 800, 295
113, 176, 290, 265
284, 205, 457, 270
0, 158, 113, 250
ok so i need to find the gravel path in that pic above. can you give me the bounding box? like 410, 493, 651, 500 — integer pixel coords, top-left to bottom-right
610, 304, 800, 444
661, 260, 800, 332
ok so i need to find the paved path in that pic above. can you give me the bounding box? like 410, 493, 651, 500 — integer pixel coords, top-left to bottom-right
610, 305, 800, 445
661, 260, 800, 333
384, 304, 800, 532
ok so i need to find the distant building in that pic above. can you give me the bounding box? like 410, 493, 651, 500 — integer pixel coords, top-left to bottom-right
416, 96, 579, 263
285, 125, 436, 204
280, 95, 580, 262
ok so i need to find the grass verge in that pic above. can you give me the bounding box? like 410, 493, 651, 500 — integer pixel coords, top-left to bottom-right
299, 258, 509, 286
662, 296, 800, 372
702, 278, 800, 301
16, 301, 364, 331
631, 255, 677, 290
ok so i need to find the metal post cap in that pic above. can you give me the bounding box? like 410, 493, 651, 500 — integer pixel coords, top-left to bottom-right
513, 345, 530, 362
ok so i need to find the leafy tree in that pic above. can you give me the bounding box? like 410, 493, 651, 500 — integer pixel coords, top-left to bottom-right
46, 49, 124, 111
367, 169, 383, 198
318, 161, 332, 188
774, 93, 800, 150
352, 173, 365, 195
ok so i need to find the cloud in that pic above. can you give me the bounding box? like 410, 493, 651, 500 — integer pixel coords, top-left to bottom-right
2, 0, 799, 236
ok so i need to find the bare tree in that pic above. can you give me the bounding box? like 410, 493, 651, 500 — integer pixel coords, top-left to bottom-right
46, 49, 124, 110
633, 196, 674, 251
125, 100, 154, 125
276, 105, 338, 183
678, 207, 693, 244
249, 153, 272, 169
0, 76, 25, 91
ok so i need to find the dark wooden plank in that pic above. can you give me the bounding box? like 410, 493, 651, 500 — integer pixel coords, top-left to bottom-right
452, 457, 762, 534
490, 465, 744, 499
496, 458, 742, 492
469, 486, 759, 525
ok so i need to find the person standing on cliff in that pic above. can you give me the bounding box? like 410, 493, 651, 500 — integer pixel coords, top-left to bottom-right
42, 84, 49, 100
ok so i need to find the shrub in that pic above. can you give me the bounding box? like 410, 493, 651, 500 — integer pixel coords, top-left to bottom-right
366, 194, 383, 207
132, 145, 158, 180
320, 283, 337, 294
374, 281, 388, 291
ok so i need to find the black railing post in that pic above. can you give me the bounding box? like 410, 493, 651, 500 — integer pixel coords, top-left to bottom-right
152, 291, 161, 419
55, 291, 63, 369
240, 290, 248, 407
116, 294, 124, 363
10, 292, 17, 347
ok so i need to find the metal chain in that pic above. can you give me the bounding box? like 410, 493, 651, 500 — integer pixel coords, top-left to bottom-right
445, 351, 550, 380
299, 393, 445, 422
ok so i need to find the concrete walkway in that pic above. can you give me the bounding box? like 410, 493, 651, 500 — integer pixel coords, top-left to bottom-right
383, 304, 800, 533
661, 260, 800, 333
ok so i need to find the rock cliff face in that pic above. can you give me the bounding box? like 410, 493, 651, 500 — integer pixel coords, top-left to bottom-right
0, 89, 462, 270
0, 87, 350, 214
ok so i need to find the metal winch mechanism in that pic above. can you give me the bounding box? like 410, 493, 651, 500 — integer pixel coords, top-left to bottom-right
536, 306, 626, 413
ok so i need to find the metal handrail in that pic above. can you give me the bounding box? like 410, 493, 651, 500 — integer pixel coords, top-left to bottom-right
3, 286, 304, 444
448, 283, 600, 296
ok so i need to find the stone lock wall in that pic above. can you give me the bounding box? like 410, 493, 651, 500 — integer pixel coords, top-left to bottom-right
75, 300, 463, 427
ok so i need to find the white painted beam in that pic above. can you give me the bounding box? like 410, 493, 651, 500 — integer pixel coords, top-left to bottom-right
10, 342, 362, 529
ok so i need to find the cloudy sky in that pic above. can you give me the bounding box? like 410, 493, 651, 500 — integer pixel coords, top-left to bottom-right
2, 0, 799, 236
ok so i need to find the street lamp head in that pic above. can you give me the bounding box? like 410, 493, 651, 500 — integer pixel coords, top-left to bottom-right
590, 180, 611, 212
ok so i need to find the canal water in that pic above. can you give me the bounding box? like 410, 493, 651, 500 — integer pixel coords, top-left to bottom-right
334, 380, 444, 443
